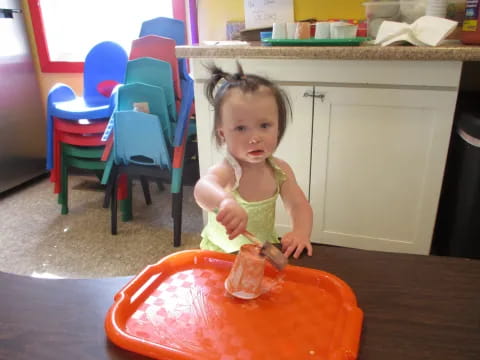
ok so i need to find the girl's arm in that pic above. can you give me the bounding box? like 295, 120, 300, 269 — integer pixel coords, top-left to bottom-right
276, 158, 313, 259
194, 160, 248, 239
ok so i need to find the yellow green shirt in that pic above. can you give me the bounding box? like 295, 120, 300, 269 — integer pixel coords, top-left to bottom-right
200, 156, 286, 253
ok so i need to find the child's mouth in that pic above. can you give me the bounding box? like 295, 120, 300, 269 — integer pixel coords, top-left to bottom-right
248, 150, 264, 156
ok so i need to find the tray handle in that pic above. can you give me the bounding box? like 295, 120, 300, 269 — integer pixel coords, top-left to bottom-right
114, 262, 167, 302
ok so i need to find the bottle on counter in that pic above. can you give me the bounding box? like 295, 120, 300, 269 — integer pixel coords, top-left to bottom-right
461, 0, 480, 44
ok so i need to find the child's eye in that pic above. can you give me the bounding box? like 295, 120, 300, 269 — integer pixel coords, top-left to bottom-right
235, 125, 246, 132
260, 122, 271, 129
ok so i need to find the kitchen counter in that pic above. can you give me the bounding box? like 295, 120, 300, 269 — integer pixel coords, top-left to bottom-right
176, 41, 480, 61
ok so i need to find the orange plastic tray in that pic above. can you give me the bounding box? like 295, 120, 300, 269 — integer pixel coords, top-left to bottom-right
105, 250, 363, 360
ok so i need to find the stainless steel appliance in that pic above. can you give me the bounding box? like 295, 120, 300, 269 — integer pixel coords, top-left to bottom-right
0, 0, 46, 193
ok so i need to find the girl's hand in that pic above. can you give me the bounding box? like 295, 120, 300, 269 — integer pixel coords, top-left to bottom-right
216, 198, 248, 240
281, 231, 313, 259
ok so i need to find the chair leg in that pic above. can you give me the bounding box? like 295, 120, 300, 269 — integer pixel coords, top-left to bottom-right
111, 168, 118, 235
103, 173, 113, 209
103, 187, 111, 209
121, 176, 133, 222
61, 154, 68, 215
172, 186, 183, 247
140, 176, 152, 205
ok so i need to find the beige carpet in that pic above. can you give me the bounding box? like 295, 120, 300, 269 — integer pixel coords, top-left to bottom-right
0, 175, 203, 278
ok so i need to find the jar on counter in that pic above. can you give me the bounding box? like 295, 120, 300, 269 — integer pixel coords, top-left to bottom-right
461, 0, 480, 44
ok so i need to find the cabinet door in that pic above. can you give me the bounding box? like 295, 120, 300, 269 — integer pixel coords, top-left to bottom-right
310, 86, 457, 254
194, 83, 313, 234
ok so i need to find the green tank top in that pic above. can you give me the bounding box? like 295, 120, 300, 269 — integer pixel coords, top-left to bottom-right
200, 156, 287, 253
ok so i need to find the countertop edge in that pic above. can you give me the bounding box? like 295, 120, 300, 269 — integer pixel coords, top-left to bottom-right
176, 44, 480, 61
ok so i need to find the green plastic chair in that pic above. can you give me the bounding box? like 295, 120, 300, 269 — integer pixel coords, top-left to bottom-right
59, 144, 105, 214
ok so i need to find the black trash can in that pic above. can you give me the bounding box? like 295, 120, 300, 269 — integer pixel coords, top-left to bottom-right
433, 110, 480, 259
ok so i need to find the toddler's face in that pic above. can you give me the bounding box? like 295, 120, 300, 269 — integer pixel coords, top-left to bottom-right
218, 86, 279, 165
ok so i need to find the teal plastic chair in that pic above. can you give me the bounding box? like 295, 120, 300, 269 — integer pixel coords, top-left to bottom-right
116, 82, 173, 145
113, 110, 170, 168
125, 57, 177, 131
101, 82, 172, 184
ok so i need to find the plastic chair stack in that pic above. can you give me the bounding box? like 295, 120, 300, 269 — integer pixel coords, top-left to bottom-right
46, 41, 128, 214
136, 17, 196, 137
139, 17, 189, 80
130, 35, 182, 109
101, 55, 194, 246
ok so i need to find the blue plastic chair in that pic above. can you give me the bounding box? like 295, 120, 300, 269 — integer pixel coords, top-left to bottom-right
139, 17, 188, 80
125, 58, 177, 131
46, 41, 128, 170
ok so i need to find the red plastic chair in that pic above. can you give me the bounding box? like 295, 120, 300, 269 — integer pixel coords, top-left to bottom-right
51, 117, 109, 194
52, 117, 131, 214
129, 35, 181, 107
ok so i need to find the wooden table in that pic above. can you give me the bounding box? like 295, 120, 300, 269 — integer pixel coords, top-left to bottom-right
1, 244, 480, 360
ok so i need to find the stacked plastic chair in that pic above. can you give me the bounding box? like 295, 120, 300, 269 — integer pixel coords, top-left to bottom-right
137, 17, 196, 138
130, 35, 181, 109
101, 57, 194, 247
139, 17, 189, 80
46, 41, 128, 214
55, 118, 109, 214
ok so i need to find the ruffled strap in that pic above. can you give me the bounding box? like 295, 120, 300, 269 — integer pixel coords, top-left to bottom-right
224, 152, 242, 190
224, 154, 287, 191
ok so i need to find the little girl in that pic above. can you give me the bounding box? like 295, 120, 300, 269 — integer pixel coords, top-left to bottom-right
194, 63, 313, 259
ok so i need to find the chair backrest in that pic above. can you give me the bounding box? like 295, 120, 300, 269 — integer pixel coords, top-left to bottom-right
129, 35, 181, 103
138, 17, 188, 80
116, 82, 173, 144
113, 110, 171, 169
83, 41, 128, 106
125, 57, 177, 125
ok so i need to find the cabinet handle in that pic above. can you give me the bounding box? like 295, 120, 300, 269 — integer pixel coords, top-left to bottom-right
303, 90, 326, 102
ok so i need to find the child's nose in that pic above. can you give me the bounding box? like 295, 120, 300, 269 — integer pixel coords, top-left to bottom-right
249, 135, 261, 144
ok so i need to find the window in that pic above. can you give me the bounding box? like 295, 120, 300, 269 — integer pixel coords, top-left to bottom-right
28, 0, 186, 73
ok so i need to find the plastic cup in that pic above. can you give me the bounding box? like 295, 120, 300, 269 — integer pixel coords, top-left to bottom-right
225, 244, 265, 300
272, 22, 287, 39
286, 22, 297, 39
315, 22, 331, 39
295, 22, 311, 39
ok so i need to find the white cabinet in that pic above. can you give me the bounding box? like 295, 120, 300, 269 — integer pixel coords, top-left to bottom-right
191, 58, 462, 254
310, 86, 457, 254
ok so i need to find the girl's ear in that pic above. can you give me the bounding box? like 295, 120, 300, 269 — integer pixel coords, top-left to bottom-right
217, 128, 225, 142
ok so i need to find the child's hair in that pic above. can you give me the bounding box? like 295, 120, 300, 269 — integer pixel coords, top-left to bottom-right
205, 61, 291, 147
